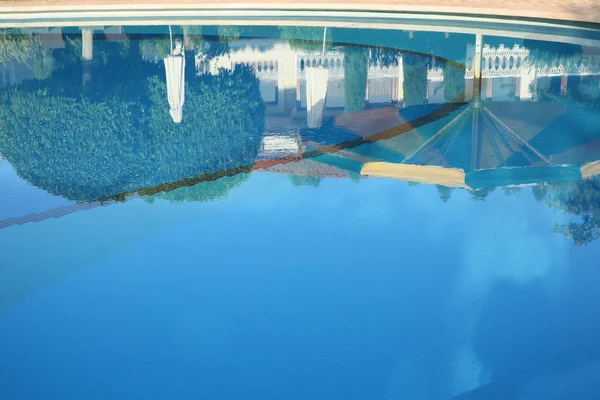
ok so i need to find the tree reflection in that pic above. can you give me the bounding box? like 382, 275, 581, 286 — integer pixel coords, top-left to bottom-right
403, 54, 428, 106
289, 175, 322, 187
145, 174, 250, 204
280, 26, 332, 52
534, 178, 600, 246
442, 63, 465, 102
430, 178, 600, 246
344, 47, 369, 112
0, 29, 44, 65
0, 35, 265, 202
436, 185, 453, 202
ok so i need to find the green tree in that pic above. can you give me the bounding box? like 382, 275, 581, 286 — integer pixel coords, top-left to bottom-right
0, 66, 264, 202
403, 54, 428, 106
344, 47, 368, 112
32, 48, 55, 80
369, 48, 399, 67
146, 174, 250, 203
0, 29, 44, 64
199, 25, 242, 43
280, 26, 332, 52
442, 63, 465, 102
139, 37, 171, 62
534, 179, 600, 246
502, 187, 522, 196
289, 175, 321, 187
436, 185, 453, 202
470, 186, 495, 201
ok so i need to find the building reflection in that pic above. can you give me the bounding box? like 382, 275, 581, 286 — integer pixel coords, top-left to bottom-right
1, 25, 600, 244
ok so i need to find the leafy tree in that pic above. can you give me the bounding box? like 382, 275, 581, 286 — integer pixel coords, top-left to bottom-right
198, 25, 242, 43
573, 77, 600, 107
0, 66, 264, 202
139, 36, 171, 62
369, 48, 399, 67
0, 29, 44, 65
532, 184, 549, 202
344, 47, 368, 112
183, 25, 204, 51
502, 186, 522, 196
403, 54, 428, 106
280, 26, 332, 52
436, 185, 453, 202
534, 76, 600, 108
442, 63, 465, 102
330, 29, 470, 64
523, 39, 583, 67
32, 48, 55, 80
146, 174, 249, 203
216, 25, 241, 42
54, 32, 131, 67
289, 175, 322, 187
561, 76, 600, 108
534, 179, 600, 246
470, 186, 495, 201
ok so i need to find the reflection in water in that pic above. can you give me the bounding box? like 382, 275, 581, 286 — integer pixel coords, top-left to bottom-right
1, 27, 600, 239
0, 29, 264, 201
1, 26, 600, 246
533, 178, 600, 245
1, 24, 600, 400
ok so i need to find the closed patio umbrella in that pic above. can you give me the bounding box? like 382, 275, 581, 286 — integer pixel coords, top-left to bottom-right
361, 101, 600, 189
164, 26, 185, 124
305, 27, 329, 129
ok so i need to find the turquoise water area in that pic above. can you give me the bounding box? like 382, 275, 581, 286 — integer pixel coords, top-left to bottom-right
1, 23, 600, 399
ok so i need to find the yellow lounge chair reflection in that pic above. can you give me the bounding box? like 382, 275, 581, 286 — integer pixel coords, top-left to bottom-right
361, 162, 471, 189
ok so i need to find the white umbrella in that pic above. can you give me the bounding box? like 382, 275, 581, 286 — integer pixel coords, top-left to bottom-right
306, 66, 329, 128
305, 27, 329, 129
164, 26, 185, 124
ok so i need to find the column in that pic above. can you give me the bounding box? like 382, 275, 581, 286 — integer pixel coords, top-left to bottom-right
473, 34, 482, 100
278, 47, 298, 89
397, 55, 404, 105
82, 28, 93, 61
518, 67, 536, 101
275, 48, 299, 115
561, 75, 568, 96
485, 78, 493, 99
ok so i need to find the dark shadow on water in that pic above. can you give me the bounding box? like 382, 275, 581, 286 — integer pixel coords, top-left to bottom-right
451, 264, 600, 399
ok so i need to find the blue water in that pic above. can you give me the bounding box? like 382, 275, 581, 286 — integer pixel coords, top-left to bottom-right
2, 23, 600, 400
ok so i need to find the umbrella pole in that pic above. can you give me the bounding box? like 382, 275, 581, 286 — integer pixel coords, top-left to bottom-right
321, 27, 327, 60
169, 25, 173, 53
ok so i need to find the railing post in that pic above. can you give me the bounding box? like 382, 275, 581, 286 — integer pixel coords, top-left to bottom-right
473, 34, 483, 99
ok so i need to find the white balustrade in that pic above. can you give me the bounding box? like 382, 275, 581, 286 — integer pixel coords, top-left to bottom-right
465, 44, 600, 78
427, 67, 444, 82
193, 42, 600, 92
297, 50, 346, 80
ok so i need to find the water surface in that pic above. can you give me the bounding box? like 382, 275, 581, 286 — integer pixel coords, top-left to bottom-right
1, 23, 600, 400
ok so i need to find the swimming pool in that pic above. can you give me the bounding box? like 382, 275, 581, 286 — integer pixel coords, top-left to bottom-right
1, 20, 600, 400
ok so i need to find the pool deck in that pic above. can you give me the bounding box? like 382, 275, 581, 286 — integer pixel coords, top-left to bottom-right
0, 0, 599, 25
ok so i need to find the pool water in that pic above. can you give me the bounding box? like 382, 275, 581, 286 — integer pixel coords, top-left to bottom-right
2, 23, 600, 400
